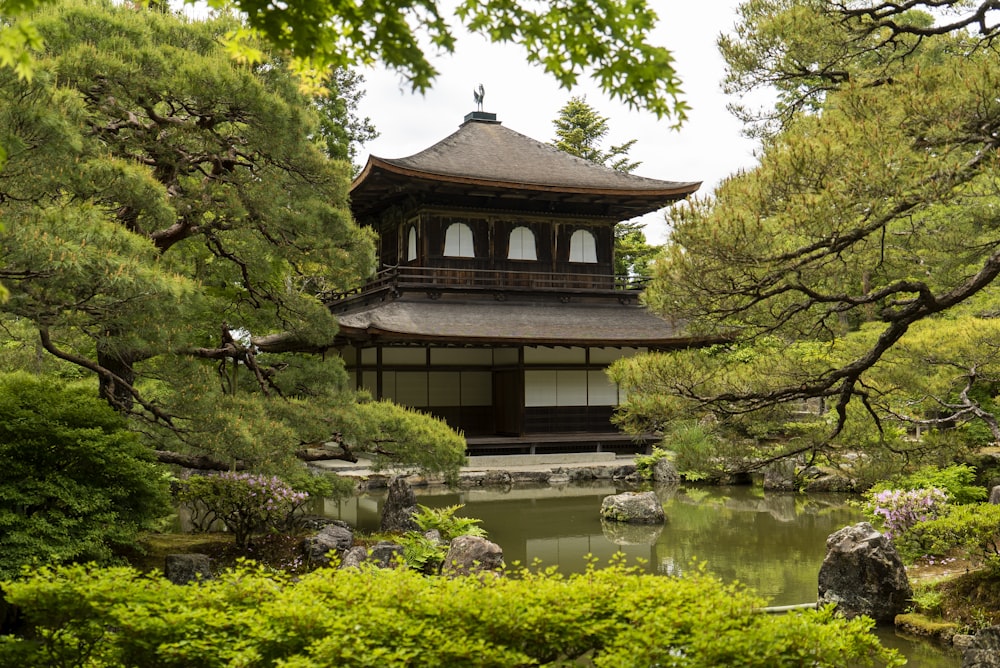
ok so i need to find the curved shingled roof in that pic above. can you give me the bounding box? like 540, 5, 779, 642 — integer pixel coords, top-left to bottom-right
350, 113, 701, 220
335, 298, 713, 348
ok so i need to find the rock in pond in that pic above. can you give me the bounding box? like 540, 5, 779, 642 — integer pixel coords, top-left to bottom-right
380, 476, 419, 533
600, 491, 665, 524
651, 458, 680, 484
817, 522, 911, 623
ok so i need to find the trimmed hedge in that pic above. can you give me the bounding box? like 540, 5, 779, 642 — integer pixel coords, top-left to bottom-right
0, 559, 902, 667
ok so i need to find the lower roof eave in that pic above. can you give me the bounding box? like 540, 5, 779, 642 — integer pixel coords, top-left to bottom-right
335, 326, 722, 349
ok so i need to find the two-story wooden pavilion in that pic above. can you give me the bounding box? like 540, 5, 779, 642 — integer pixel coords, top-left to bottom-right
332, 111, 708, 454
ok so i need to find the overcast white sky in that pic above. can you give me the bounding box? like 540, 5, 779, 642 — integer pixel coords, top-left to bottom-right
353, 1, 761, 244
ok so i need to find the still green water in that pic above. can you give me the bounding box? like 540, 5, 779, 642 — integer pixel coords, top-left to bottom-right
324, 482, 962, 667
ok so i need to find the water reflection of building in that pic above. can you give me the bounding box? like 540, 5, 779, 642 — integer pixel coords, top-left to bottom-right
324, 488, 657, 569
334, 111, 708, 455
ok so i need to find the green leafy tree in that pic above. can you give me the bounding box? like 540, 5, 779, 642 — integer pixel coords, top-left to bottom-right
0, 0, 687, 121
551, 96, 660, 277
0, 372, 170, 579
613, 1, 1000, 472
0, 0, 465, 479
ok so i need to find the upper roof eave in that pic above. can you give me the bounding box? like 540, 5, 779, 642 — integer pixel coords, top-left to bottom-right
350, 156, 701, 199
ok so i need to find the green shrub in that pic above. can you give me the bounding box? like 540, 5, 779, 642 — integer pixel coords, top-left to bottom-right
896, 503, 1000, 564
870, 464, 987, 505
634, 446, 670, 480
398, 504, 488, 572
0, 372, 170, 579
0, 560, 904, 667
660, 420, 727, 480
862, 487, 949, 540
178, 473, 311, 550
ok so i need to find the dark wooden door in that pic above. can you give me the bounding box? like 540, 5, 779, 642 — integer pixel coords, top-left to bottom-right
493, 370, 523, 436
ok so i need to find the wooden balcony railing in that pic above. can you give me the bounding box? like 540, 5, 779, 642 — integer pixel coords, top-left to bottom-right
326, 266, 650, 311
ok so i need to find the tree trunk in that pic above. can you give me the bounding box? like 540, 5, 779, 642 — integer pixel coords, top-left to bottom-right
96, 341, 136, 412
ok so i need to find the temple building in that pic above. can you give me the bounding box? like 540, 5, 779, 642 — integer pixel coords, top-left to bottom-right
332, 111, 708, 454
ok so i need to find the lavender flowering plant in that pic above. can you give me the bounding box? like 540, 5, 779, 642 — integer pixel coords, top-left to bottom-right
180, 472, 310, 549
863, 487, 949, 540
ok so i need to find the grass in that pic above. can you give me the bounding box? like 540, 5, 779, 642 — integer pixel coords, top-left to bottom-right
125, 531, 313, 575
935, 566, 1000, 631
906, 559, 1000, 633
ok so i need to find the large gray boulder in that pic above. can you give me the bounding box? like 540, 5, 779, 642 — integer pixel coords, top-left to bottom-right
651, 458, 680, 484
441, 535, 504, 576
600, 491, 665, 524
303, 521, 354, 566
380, 476, 419, 533
339, 541, 405, 569
368, 541, 406, 568
817, 522, 912, 623
761, 460, 796, 491
164, 553, 212, 585
963, 626, 1000, 668
339, 545, 369, 569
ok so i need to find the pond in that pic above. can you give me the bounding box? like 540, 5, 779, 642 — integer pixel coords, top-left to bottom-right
323, 482, 963, 667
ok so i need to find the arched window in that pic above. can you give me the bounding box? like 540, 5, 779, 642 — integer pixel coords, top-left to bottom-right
406, 226, 418, 262
444, 223, 474, 257
569, 229, 597, 263
507, 226, 537, 261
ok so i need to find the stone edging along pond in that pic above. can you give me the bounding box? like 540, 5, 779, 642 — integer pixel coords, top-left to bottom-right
308, 452, 645, 492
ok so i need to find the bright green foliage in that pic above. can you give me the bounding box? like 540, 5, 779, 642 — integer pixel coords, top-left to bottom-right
0, 1, 464, 482
634, 446, 671, 481
396, 531, 445, 574
1, 0, 686, 121
456, 0, 687, 122
341, 400, 467, 484
610, 340, 834, 480
894, 503, 1000, 565
0, 372, 170, 580
179, 473, 310, 550
613, 219, 661, 278
412, 504, 486, 541
0, 0, 43, 79
0, 560, 903, 667
399, 504, 486, 573
870, 465, 988, 506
